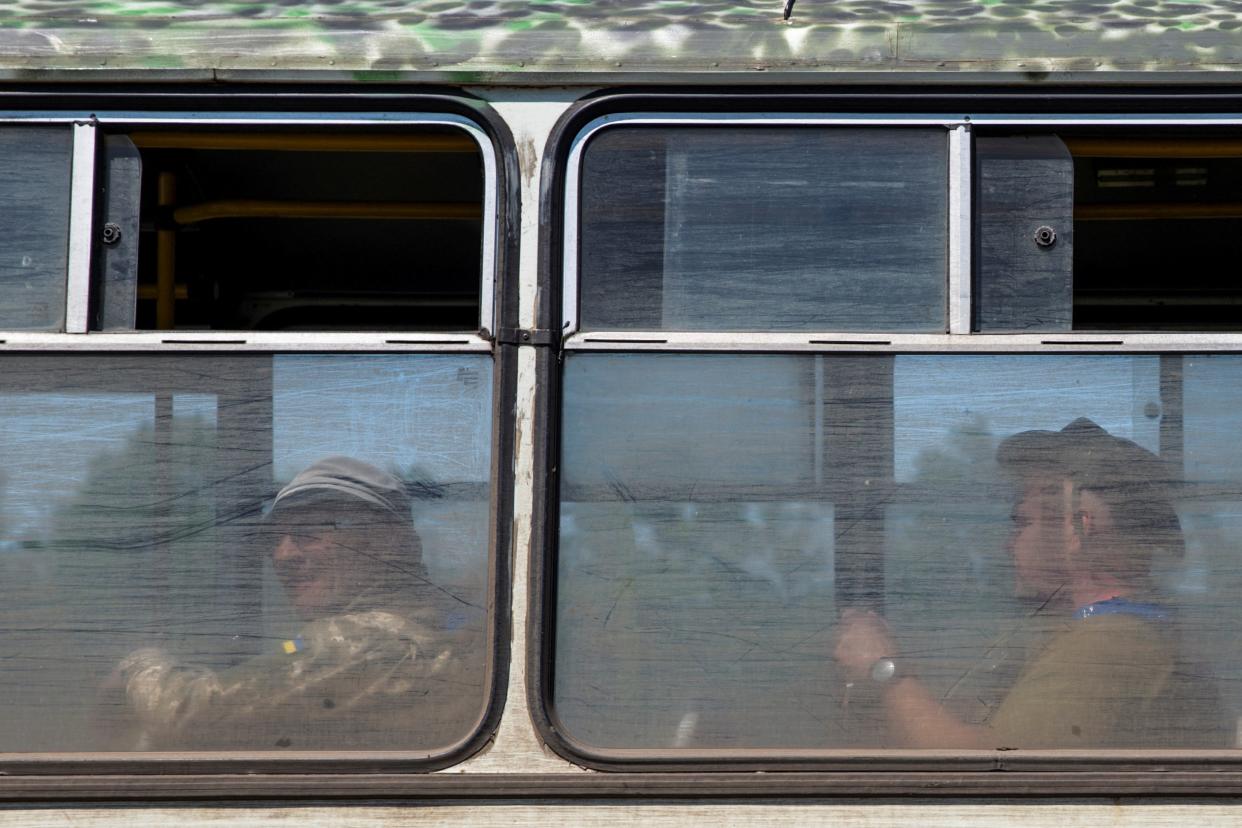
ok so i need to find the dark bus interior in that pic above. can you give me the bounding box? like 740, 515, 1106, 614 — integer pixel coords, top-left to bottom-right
94, 128, 485, 332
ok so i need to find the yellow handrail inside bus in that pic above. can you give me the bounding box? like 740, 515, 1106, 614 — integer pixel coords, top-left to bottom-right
137, 285, 188, 301
156, 171, 177, 330
172, 199, 481, 223
172, 200, 482, 224
1075, 202, 1242, 220
1065, 138, 1242, 158
129, 132, 478, 153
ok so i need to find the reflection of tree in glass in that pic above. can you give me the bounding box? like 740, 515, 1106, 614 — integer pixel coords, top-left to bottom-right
902, 415, 1010, 592
886, 415, 1027, 726
0, 415, 236, 751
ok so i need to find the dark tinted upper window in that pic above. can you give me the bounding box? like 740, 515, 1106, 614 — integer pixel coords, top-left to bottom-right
577, 127, 948, 332
0, 126, 71, 331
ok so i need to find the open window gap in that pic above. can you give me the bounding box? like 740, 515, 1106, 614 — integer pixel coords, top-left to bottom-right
96, 126, 485, 333
1072, 134, 1242, 331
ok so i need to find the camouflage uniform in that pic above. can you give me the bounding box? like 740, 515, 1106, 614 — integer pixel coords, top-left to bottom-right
118, 600, 482, 751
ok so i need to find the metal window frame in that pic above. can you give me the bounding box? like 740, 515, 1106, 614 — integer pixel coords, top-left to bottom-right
948, 123, 972, 335
562, 110, 1242, 350
0, 97, 518, 780
535, 96, 1242, 774
65, 120, 97, 334
560, 112, 969, 339
564, 332, 1242, 352
2, 109, 499, 343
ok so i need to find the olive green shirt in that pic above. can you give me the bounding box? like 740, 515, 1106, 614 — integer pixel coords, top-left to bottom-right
987, 613, 1225, 748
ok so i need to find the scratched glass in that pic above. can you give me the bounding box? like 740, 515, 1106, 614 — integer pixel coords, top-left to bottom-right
0, 353, 491, 751
0, 127, 70, 331
554, 352, 1236, 750
577, 127, 948, 332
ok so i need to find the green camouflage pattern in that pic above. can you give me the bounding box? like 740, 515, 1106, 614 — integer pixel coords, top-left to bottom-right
116, 605, 481, 750
0, 0, 1240, 78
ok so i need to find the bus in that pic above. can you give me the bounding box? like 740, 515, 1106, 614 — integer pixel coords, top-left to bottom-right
2, 1, 1242, 824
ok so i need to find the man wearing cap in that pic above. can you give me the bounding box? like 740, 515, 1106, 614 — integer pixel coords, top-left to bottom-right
112, 457, 481, 750
834, 418, 1225, 748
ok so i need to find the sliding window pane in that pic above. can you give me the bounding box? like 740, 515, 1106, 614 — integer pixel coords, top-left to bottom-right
0, 127, 70, 331
578, 127, 948, 332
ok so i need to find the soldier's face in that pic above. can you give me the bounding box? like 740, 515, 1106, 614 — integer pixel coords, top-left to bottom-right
1008, 480, 1074, 600
1008, 478, 1125, 603
272, 516, 364, 618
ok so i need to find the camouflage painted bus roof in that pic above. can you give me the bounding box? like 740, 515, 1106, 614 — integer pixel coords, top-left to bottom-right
0, 0, 1241, 78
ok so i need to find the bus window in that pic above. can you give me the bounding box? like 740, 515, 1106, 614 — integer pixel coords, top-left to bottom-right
0, 126, 72, 332
554, 352, 1235, 751
577, 127, 948, 333
0, 353, 493, 752
0, 107, 505, 765
98, 128, 485, 332
551, 113, 1241, 760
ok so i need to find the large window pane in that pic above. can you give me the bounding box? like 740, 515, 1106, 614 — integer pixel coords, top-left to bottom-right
0, 354, 492, 752
555, 353, 1236, 751
0, 127, 70, 331
578, 127, 948, 332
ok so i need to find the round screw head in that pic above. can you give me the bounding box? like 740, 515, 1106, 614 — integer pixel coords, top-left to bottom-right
101, 223, 122, 246
1034, 225, 1057, 248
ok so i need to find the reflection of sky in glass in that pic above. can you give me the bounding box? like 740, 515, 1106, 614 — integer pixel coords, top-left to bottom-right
172, 393, 217, 425
562, 354, 810, 489
0, 394, 151, 538
894, 355, 1161, 482
1184, 356, 1242, 482
273, 355, 492, 484
0, 356, 492, 542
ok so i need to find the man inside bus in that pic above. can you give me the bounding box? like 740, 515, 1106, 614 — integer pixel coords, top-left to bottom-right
833, 417, 1226, 748
111, 456, 480, 750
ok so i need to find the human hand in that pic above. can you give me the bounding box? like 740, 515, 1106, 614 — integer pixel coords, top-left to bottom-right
100, 647, 168, 694
833, 609, 896, 680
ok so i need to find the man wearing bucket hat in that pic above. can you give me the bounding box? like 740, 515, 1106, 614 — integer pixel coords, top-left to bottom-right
834, 418, 1226, 748
113, 456, 480, 750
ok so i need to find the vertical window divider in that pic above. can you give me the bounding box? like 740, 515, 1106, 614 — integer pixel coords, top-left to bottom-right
66, 120, 97, 334
948, 123, 972, 335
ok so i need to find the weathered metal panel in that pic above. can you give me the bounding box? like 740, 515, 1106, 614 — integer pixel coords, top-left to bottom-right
96, 135, 141, 331
2, 801, 1242, 826
974, 135, 1075, 332
455, 93, 583, 776
0, 125, 70, 331
0, 1, 1240, 79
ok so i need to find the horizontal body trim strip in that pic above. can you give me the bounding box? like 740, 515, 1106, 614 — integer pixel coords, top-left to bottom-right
0, 332, 491, 351
3, 768, 1242, 800
564, 332, 1242, 352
